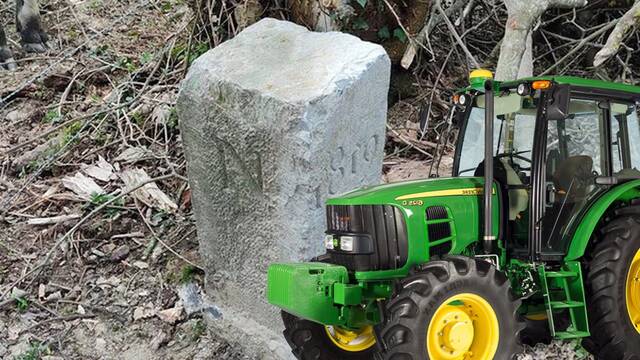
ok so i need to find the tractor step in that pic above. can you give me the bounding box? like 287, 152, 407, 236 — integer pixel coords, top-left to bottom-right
554, 331, 591, 340
549, 300, 584, 309
545, 271, 578, 278
538, 261, 590, 340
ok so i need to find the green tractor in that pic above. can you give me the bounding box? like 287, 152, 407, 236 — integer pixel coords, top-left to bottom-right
266, 70, 640, 359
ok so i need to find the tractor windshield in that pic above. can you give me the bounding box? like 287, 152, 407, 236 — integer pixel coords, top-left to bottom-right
457, 91, 538, 180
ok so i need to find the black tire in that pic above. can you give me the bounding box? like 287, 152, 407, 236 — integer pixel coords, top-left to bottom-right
584, 215, 640, 359
281, 311, 379, 360
376, 255, 524, 359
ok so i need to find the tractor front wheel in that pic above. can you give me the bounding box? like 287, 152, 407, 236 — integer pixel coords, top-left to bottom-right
281, 311, 379, 360
584, 215, 640, 359
376, 256, 523, 360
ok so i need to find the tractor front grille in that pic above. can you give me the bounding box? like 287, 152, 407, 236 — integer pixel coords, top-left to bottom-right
325, 205, 408, 271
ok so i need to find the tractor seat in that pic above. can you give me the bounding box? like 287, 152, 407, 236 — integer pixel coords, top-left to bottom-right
552, 155, 593, 203
473, 158, 528, 221
500, 159, 529, 221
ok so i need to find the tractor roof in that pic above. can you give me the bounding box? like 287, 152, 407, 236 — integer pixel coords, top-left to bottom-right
461, 72, 640, 100
504, 76, 640, 95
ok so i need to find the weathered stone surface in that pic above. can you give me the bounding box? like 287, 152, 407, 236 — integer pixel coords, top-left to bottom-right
178, 18, 390, 357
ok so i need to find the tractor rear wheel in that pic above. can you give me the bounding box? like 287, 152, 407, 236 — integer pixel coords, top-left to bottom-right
376, 256, 523, 360
584, 215, 640, 359
281, 311, 379, 360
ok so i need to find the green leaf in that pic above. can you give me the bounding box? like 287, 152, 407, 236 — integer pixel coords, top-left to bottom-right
352, 17, 369, 31
14, 297, 28, 312
393, 28, 407, 43
377, 26, 391, 40
356, 0, 367, 8
140, 52, 153, 65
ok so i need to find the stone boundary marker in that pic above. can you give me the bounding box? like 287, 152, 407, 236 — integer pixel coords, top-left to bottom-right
177, 18, 390, 358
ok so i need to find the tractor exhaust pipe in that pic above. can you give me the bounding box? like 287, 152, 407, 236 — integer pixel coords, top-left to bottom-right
483, 79, 496, 255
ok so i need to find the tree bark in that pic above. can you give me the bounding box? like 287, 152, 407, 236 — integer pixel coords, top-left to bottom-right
495, 0, 587, 81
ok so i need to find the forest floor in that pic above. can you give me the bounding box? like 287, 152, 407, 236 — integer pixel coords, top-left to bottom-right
0, 0, 590, 359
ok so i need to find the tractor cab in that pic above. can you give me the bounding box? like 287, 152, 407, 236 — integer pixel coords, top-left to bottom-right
452, 73, 640, 262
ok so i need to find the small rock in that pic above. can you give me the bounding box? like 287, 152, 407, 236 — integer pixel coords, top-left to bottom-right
179, 283, 204, 316
157, 301, 184, 324
90, 249, 105, 257
150, 330, 171, 350
133, 303, 155, 321
110, 245, 130, 262
132, 260, 149, 269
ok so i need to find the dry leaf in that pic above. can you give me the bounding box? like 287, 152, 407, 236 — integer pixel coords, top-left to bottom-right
118, 168, 177, 212
61, 172, 104, 200
83, 155, 115, 182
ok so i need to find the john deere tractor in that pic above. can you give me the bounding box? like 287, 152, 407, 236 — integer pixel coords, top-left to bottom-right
266, 70, 640, 359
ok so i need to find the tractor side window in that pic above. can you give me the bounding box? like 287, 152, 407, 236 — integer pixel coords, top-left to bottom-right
611, 103, 640, 175
542, 99, 604, 254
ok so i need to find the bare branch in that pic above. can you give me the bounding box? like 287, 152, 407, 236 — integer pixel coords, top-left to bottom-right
594, 1, 640, 67
400, 0, 468, 69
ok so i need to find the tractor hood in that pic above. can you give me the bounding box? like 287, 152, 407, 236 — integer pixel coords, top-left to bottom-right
326, 176, 487, 206
324, 175, 499, 278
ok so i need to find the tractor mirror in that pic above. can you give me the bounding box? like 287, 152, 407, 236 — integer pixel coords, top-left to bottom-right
546, 84, 571, 120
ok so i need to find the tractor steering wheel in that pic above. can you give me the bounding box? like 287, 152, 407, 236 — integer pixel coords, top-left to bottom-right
497, 150, 532, 165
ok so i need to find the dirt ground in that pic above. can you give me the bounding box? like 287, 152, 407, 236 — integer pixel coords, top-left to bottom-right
0, 0, 254, 358
0, 0, 592, 359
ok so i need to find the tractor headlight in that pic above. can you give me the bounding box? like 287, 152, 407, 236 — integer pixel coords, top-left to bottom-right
340, 236, 354, 251
517, 83, 531, 96
324, 235, 334, 250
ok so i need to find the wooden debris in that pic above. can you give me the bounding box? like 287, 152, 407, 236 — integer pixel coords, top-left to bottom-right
114, 146, 152, 164
118, 168, 177, 212
133, 302, 155, 321
61, 172, 105, 200
27, 214, 81, 225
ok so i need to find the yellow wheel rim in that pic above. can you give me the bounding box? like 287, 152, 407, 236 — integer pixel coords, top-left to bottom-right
427, 293, 499, 360
325, 325, 376, 352
626, 249, 640, 334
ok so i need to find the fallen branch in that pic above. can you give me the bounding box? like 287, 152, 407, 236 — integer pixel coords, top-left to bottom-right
27, 214, 82, 225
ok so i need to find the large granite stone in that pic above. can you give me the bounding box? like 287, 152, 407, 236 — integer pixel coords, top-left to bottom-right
177, 18, 390, 357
